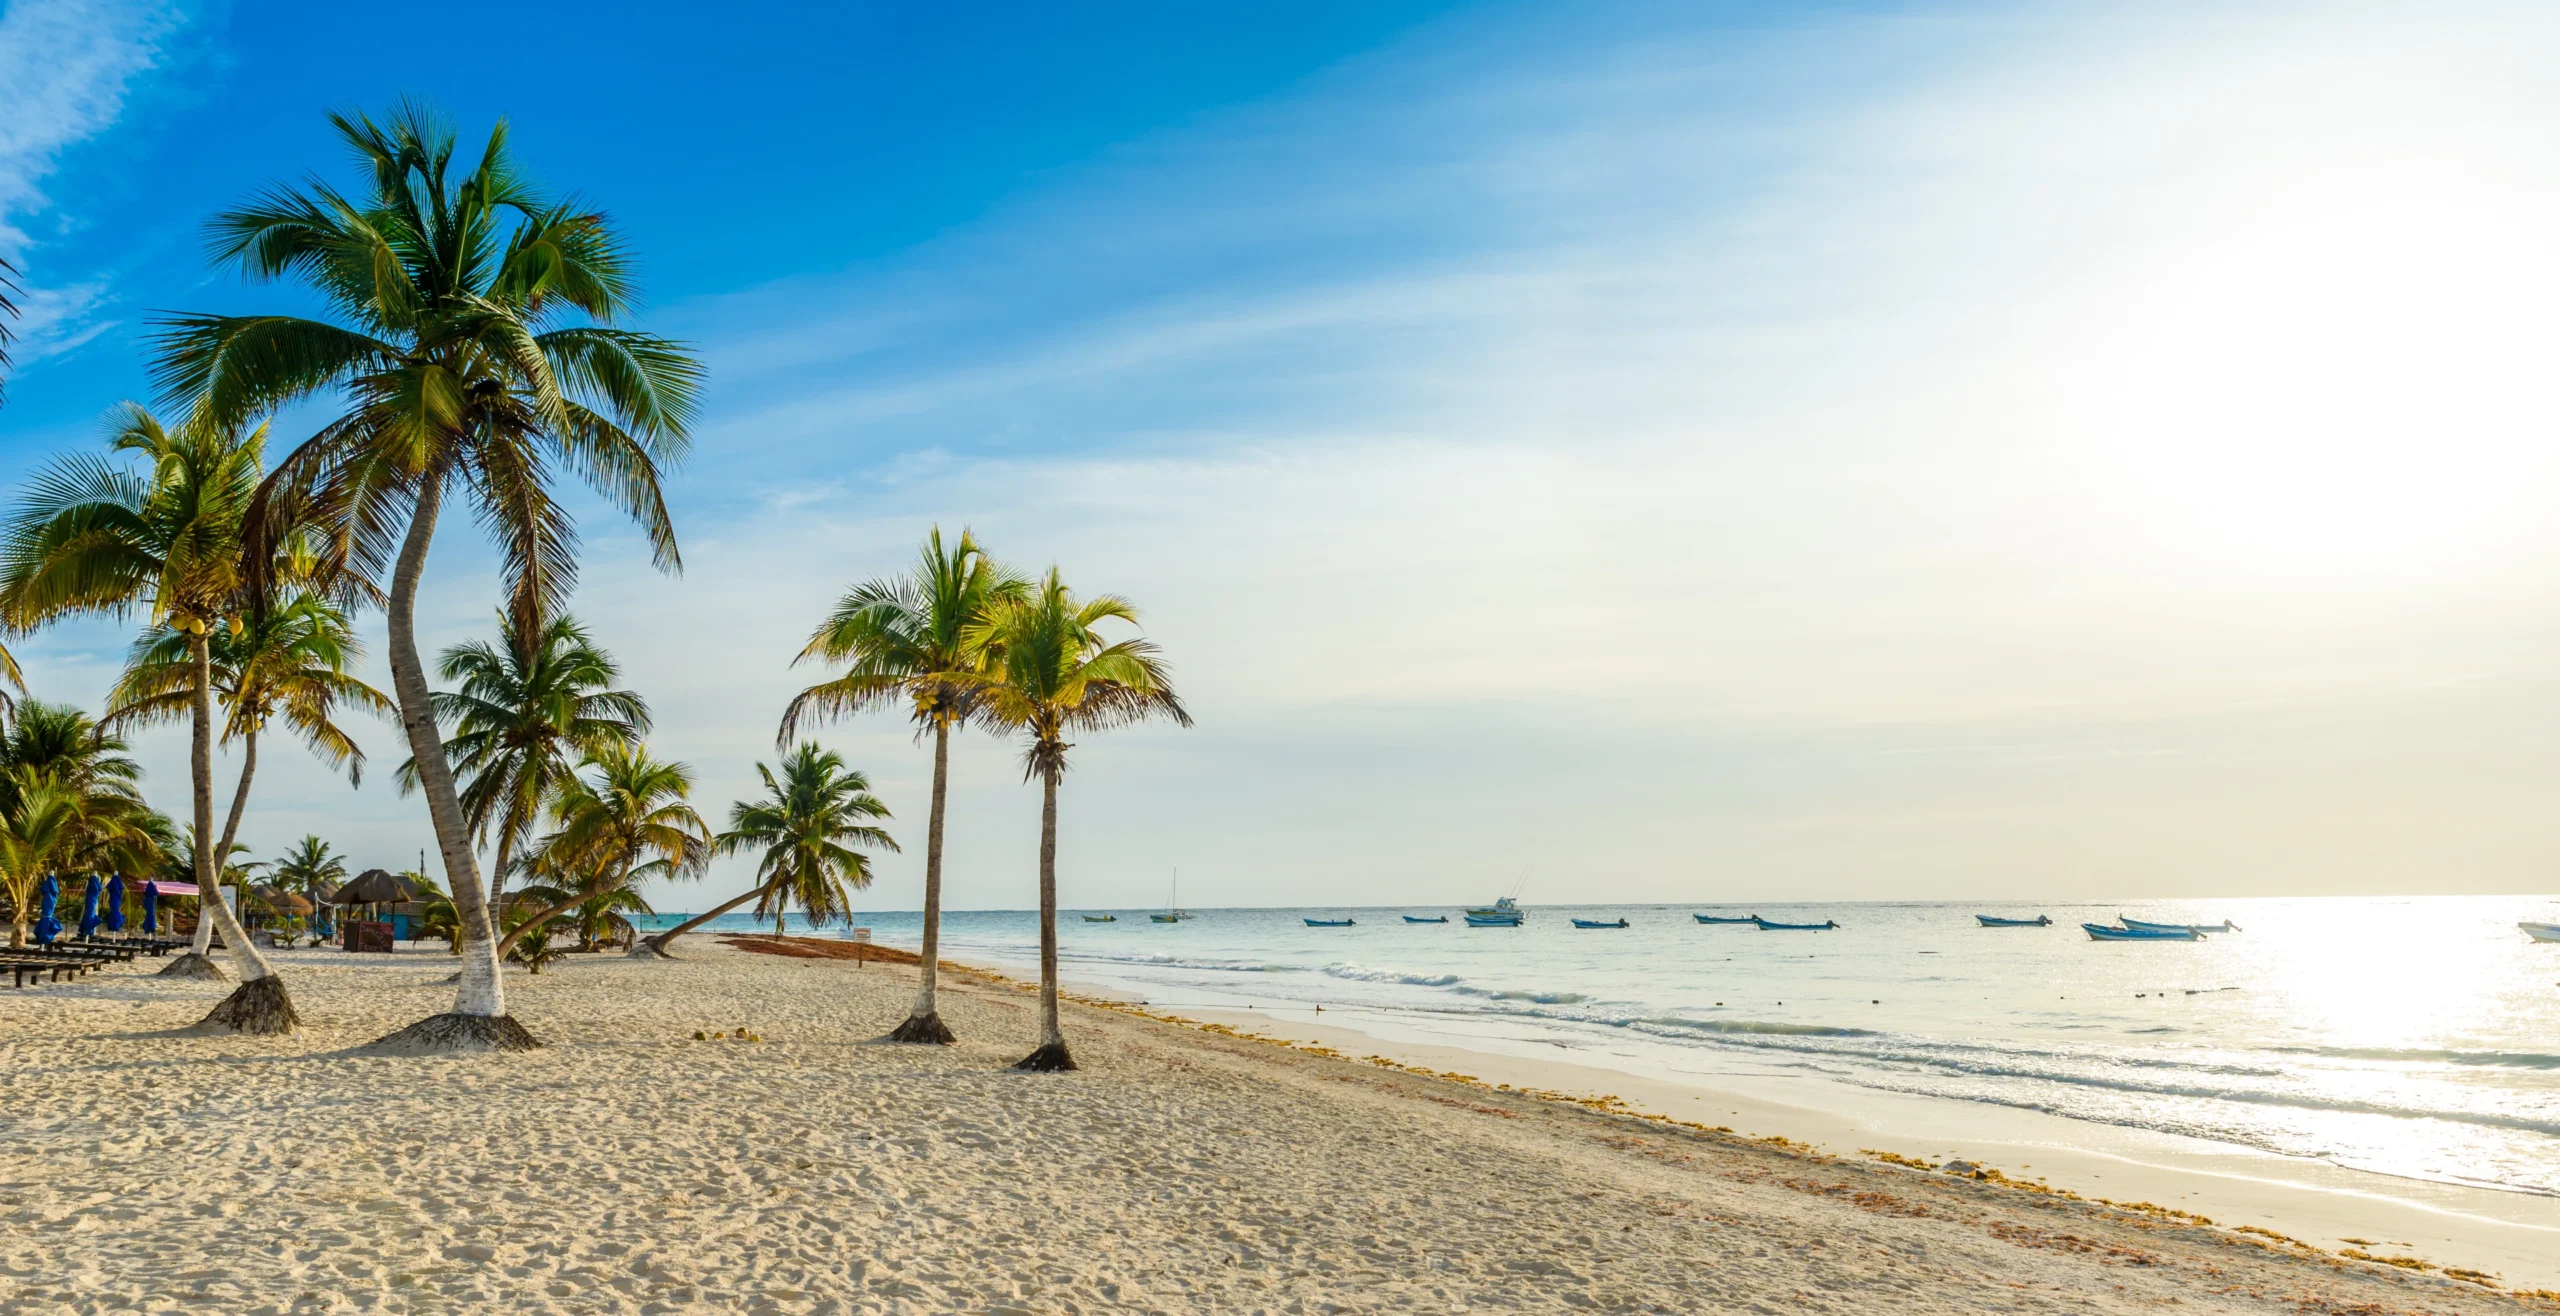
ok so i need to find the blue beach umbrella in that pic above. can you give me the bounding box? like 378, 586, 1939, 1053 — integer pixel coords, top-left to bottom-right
33, 875, 63, 944
104, 875, 127, 933
78, 876, 103, 939
141, 881, 160, 934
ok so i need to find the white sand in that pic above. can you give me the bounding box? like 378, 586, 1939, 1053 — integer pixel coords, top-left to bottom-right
2, 941, 2549, 1314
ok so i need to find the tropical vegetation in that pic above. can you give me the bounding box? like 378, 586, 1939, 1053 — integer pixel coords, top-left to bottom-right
782, 526, 1022, 1043
639, 743, 897, 954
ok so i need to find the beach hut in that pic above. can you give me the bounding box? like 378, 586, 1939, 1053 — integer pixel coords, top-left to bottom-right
328, 869, 429, 949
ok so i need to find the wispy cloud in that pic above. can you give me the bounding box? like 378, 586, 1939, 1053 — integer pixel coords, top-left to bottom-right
0, 0, 188, 349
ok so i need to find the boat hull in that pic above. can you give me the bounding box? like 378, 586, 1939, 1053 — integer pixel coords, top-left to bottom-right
2521, 922, 2560, 943
1752, 918, 1839, 931
2121, 916, 2236, 935
2085, 922, 2197, 941
1975, 915, 2051, 927
1303, 918, 1354, 927
1692, 915, 1756, 924
1402, 915, 1448, 923
1463, 915, 1522, 927
1570, 919, 1629, 929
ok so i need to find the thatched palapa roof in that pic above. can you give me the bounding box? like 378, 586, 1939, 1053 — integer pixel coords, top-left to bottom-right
329, 869, 430, 906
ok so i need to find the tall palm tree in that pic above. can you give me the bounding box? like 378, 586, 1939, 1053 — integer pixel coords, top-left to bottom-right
111, 590, 393, 874
717, 743, 899, 939
155, 103, 701, 1051
270, 834, 348, 907
0, 405, 312, 1031
780, 526, 1023, 1043
0, 772, 80, 948
402, 613, 647, 919
971, 570, 1190, 1071
496, 743, 705, 958
641, 744, 896, 956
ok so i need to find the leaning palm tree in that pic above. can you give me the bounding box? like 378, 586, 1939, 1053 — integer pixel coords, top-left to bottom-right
156, 103, 701, 1051
401, 613, 647, 919
720, 744, 899, 939
642, 744, 896, 956
780, 526, 1023, 1043
0, 405, 314, 1031
496, 742, 705, 958
971, 570, 1190, 1071
111, 590, 393, 873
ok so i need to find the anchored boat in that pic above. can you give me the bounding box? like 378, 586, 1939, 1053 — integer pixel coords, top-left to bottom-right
1403, 914, 1449, 924
1752, 917, 1839, 931
2121, 916, 2238, 935
1975, 915, 2052, 928
2085, 922, 2198, 941
2521, 922, 2560, 943
1693, 914, 1756, 924
1571, 918, 1630, 929
1304, 917, 1355, 927
1082, 914, 1117, 922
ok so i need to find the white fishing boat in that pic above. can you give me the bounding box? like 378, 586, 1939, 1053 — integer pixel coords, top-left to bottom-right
2521, 921, 2560, 943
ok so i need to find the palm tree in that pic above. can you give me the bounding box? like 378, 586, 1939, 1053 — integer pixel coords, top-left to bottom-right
0, 405, 312, 1031
496, 743, 705, 958
154, 104, 701, 1051
971, 570, 1190, 1071
402, 613, 647, 919
642, 744, 896, 956
270, 833, 348, 913
0, 253, 20, 410
111, 591, 393, 875
0, 701, 155, 947
780, 526, 1023, 1043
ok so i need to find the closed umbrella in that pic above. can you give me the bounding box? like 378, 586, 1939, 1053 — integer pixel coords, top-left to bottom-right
33, 875, 63, 944
78, 876, 102, 939
104, 875, 127, 933
141, 881, 160, 934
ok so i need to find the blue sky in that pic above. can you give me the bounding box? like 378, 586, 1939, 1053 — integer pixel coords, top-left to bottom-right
7, 0, 2560, 911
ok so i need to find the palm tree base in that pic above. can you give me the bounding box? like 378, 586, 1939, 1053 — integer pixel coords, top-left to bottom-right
884, 1011, 956, 1045
1012, 1040, 1077, 1072
627, 937, 675, 960
362, 1012, 542, 1054
190, 974, 298, 1035
157, 952, 229, 981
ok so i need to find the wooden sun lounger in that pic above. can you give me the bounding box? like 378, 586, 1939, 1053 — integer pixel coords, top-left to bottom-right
0, 955, 92, 984
54, 940, 140, 962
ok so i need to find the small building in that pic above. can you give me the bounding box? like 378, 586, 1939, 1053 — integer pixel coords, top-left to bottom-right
326, 869, 433, 947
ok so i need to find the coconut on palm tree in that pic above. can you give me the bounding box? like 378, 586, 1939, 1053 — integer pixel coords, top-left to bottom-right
111, 590, 393, 879
497, 742, 705, 959
402, 613, 647, 921
0, 405, 325, 1030
971, 569, 1189, 1072
155, 104, 701, 1052
781, 526, 1023, 1043
642, 744, 896, 955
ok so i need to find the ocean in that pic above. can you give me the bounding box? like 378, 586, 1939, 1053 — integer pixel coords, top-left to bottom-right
636, 895, 2560, 1199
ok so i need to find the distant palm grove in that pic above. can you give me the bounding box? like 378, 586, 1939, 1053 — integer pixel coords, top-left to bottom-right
0, 103, 1187, 1068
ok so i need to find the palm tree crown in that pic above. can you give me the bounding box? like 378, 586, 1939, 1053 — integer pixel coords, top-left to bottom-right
780, 526, 1025, 742
112, 591, 393, 783
715, 744, 899, 937
406, 612, 648, 904
271, 834, 349, 905
972, 568, 1192, 783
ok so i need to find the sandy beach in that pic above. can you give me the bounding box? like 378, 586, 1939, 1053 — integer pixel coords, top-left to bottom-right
4, 942, 2553, 1315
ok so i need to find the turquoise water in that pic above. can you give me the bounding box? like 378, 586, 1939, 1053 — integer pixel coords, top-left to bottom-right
640, 895, 2560, 1196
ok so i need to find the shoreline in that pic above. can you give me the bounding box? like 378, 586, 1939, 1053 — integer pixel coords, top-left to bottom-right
960, 950, 2560, 1290
9, 940, 2553, 1313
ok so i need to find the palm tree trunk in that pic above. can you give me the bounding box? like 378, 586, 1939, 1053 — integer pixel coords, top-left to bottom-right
182, 629, 297, 1033
633, 881, 769, 959
1014, 766, 1072, 1071
887, 718, 957, 1043
216, 727, 258, 865
371, 477, 534, 1052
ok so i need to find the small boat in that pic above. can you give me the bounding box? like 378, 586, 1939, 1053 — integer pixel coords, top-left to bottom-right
1571, 918, 1630, 929
1974, 914, 2052, 928
2521, 922, 2560, 943
1465, 896, 1525, 920
2084, 922, 2197, 941
2121, 916, 2239, 935
1752, 917, 1839, 931
1149, 867, 1191, 923
1149, 913, 1182, 924
1464, 914, 1522, 927
1402, 915, 1449, 924
1082, 914, 1117, 923
1693, 914, 1757, 924
1303, 917, 1355, 927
